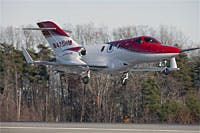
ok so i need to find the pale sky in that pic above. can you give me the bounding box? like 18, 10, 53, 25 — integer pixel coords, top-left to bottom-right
0, 0, 199, 43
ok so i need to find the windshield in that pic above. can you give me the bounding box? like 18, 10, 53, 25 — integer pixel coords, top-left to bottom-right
144, 37, 159, 44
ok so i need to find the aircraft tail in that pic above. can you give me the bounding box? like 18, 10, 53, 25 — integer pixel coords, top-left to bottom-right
37, 21, 86, 65
38, 21, 80, 54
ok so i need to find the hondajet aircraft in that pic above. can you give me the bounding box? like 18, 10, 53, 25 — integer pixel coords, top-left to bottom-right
22, 21, 199, 85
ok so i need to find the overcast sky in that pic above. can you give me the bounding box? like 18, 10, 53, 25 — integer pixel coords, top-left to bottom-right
0, 0, 199, 43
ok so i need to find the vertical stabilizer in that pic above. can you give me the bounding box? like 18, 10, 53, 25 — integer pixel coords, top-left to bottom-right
37, 21, 85, 65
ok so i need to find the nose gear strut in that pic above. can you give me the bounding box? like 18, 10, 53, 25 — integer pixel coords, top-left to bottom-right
121, 72, 129, 85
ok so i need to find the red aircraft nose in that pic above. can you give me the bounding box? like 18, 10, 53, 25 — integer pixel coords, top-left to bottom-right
163, 45, 181, 53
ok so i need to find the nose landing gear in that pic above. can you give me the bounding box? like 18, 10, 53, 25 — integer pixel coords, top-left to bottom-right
121, 72, 129, 85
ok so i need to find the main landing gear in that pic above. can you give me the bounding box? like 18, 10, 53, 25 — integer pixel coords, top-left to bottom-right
81, 70, 90, 84
121, 72, 129, 85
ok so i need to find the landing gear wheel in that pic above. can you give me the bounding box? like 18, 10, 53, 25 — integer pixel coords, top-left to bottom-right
82, 76, 90, 84
121, 72, 129, 86
163, 67, 169, 75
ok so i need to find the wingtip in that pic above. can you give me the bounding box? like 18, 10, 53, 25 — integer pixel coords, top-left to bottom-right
21, 47, 34, 64
180, 47, 200, 53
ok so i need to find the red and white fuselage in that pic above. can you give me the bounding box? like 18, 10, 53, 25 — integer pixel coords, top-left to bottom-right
36, 21, 180, 72
22, 21, 199, 84
82, 37, 180, 73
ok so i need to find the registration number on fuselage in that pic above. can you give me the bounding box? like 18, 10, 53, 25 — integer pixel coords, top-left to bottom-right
52, 40, 72, 48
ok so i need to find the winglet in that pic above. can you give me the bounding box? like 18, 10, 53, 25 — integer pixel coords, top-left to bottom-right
22, 47, 34, 64
170, 57, 178, 69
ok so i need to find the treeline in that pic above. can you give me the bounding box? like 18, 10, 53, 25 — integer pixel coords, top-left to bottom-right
0, 24, 199, 124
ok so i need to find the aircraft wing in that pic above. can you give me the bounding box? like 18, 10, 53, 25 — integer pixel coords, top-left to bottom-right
22, 47, 86, 66
131, 66, 179, 72
22, 47, 34, 64
22, 47, 108, 69
132, 57, 180, 72
22, 47, 59, 65
181, 47, 200, 53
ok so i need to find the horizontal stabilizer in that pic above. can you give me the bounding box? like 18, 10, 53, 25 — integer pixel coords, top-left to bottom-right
22, 27, 56, 31
22, 28, 72, 33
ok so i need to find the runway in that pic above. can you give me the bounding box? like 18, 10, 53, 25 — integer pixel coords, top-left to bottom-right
0, 122, 199, 133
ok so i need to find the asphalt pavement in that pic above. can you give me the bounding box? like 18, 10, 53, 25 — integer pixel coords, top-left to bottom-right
0, 122, 199, 133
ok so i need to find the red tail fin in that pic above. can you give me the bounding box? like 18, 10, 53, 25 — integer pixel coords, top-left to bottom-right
37, 21, 69, 37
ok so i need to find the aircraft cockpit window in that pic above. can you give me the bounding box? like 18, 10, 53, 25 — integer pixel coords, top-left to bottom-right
109, 45, 113, 50
135, 38, 143, 44
117, 44, 120, 48
144, 37, 158, 43
101, 46, 105, 52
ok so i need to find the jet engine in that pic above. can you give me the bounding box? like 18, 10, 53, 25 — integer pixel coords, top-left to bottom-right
79, 47, 87, 56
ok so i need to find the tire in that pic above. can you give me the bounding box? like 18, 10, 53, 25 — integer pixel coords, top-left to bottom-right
163, 68, 169, 75
82, 76, 89, 84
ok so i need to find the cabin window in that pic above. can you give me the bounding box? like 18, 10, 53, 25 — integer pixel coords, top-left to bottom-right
117, 44, 120, 48
135, 37, 143, 44
109, 45, 113, 50
101, 46, 105, 52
